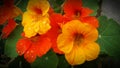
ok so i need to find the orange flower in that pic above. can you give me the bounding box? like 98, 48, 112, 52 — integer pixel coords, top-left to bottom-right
45, 8, 64, 54
1, 19, 16, 39
63, 0, 99, 28
57, 20, 100, 65
16, 35, 51, 63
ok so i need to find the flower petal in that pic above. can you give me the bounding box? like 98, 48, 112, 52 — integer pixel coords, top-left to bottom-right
83, 25, 99, 42
22, 12, 51, 38
80, 7, 93, 17
24, 23, 37, 38
36, 35, 52, 57
63, 0, 82, 16
57, 34, 73, 54
81, 16, 99, 28
16, 38, 31, 56
65, 46, 85, 65
24, 45, 37, 63
82, 42, 100, 61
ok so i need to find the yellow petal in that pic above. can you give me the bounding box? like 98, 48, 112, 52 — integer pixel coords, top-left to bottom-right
38, 16, 51, 34
65, 46, 85, 65
57, 34, 73, 54
24, 23, 37, 38
22, 12, 34, 26
22, 12, 51, 38
83, 24, 98, 42
82, 42, 100, 61
27, 0, 50, 16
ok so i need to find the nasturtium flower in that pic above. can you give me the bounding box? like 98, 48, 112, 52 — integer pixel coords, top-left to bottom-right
57, 20, 100, 65
0, 0, 22, 38
16, 35, 51, 63
22, 0, 51, 38
63, 0, 99, 28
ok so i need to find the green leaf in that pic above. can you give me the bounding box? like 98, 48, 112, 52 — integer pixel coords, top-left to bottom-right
97, 16, 120, 58
49, 0, 64, 13
16, 0, 29, 12
31, 50, 58, 68
82, 0, 99, 16
57, 55, 70, 68
4, 25, 23, 58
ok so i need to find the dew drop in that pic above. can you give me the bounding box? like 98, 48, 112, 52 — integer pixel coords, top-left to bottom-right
45, 57, 48, 60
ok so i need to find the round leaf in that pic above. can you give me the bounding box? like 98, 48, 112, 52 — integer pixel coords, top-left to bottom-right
97, 16, 120, 58
4, 25, 23, 58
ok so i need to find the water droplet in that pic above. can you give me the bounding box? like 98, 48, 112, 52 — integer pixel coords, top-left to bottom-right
99, 35, 101, 38
45, 57, 48, 60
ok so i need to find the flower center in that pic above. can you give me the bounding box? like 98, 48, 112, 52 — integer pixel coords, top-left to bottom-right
33, 7, 42, 14
74, 33, 83, 46
73, 10, 81, 19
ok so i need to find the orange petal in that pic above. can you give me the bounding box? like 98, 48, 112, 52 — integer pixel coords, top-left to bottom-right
36, 35, 52, 57
2, 19, 16, 39
81, 16, 99, 28
63, 0, 82, 15
16, 38, 31, 56
80, 7, 93, 17
65, 46, 85, 65
82, 42, 100, 61
83, 25, 98, 42
57, 34, 73, 54
24, 45, 37, 63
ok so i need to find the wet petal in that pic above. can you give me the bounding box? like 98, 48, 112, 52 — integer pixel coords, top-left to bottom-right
16, 38, 31, 56
24, 45, 37, 63
22, 12, 51, 38
36, 35, 52, 57
24, 23, 37, 38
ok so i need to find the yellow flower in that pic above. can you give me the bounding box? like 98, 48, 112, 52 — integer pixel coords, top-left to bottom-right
27, 0, 50, 16
57, 20, 100, 65
22, 12, 51, 38
22, 0, 51, 38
